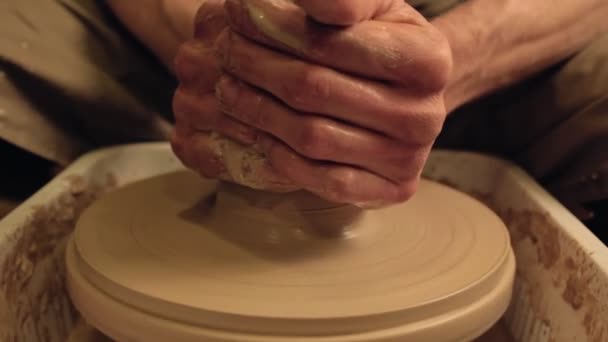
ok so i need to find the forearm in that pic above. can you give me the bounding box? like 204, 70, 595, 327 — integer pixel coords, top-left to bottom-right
432, 0, 608, 112
107, 0, 203, 71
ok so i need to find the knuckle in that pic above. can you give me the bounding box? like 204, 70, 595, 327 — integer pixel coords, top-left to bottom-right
297, 119, 331, 159
246, 94, 268, 127
222, 83, 267, 128
417, 110, 446, 141
174, 44, 195, 83
170, 130, 191, 166
327, 169, 358, 198
175, 42, 220, 90
258, 135, 279, 161
173, 88, 215, 127
172, 88, 191, 121
394, 106, 446, 144
428, 110, 447, 137
281, 67, 329, 110
213, 31, 232, 67
169, 131, 182, 155
183, 133, 225, 178
214, 30, 244, 73
390, 161, 416, 184
216, 76, 239, 110
223, 0, 251, 32
321, 1, 361, 25
391, 27, 452, 92
174, 42, 205, 83
393, 181, 418, 203
419, 31, 453, 92
390, 150, 429, 183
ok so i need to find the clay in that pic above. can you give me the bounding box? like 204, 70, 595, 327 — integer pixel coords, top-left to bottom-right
66, 170, 515, 341
436, 177, 608, 342
206, 132, 297, 192
0, 174, 116, 342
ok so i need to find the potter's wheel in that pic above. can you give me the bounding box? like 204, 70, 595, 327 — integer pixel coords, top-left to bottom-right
66, 171, 515, 341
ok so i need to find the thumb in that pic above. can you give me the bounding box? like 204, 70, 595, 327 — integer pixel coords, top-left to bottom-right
292, 0, 398, 25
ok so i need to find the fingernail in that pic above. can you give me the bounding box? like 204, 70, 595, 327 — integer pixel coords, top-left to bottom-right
216, 76, 240, 107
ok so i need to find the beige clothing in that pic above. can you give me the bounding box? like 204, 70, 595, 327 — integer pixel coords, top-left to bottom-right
0, 0, 173, 165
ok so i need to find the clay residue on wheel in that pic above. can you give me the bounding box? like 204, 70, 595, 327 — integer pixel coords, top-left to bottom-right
506, 211, 607, 341
500, 209, 561, 269
436, 177, 559, 268
435, 177, 608, 342
562, 253, 608, 342
0, 174, 116, 341
562, 274, 585, 309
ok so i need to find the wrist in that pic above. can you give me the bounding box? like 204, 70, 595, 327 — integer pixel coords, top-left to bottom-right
432, 0, 608, 113
431, 9, 489, 113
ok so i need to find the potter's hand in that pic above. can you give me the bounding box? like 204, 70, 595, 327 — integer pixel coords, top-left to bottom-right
213, 0, 452, 206
172, 0, 297, 191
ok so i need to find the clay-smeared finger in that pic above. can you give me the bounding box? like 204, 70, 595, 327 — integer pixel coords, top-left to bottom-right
216, 76, 426, 182
172, 125, 296, 191
171, 126, 226, 178
173, 88, 258, 145
223, 0, 448, 88
215, 31, 444, 143
258, 135, 417, 207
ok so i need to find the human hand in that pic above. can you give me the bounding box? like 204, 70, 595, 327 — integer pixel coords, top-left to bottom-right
171, 0, 297, 191
217, 0, 452, 206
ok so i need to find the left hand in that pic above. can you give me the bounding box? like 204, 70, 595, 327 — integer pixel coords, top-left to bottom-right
209, 0, 452, 206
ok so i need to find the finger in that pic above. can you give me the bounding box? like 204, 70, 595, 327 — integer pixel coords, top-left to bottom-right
171, 123, 297, 191
293, 0, 400, 25
171, 125, 226, 178
215, 31, 445, 143
174, 87, 258, 145
193, 0, 229, 43
216, 75, 427, 182
258, 135, 417, 207
174, 40, 221, 91
223, 0, 448, 87
207, 133, 298, 191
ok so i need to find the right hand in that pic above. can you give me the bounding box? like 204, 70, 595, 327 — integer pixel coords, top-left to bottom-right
171, 0, 297, 191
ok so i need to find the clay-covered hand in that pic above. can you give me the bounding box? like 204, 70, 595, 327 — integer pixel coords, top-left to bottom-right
172, 0, 297, 191
216, 0, 452, 206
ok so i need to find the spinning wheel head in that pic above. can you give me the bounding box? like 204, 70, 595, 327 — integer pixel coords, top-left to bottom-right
66, 171, 515, 341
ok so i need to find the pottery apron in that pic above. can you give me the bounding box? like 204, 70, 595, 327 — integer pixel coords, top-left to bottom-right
0, 0, 606, 232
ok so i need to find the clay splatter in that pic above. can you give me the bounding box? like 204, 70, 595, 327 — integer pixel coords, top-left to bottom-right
0, 174, 115, 341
